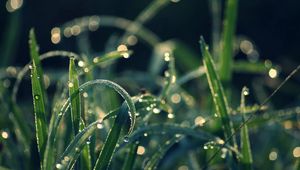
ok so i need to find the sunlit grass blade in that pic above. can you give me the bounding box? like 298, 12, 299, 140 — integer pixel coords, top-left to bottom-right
122, 142, 139, 170
219, 0, 238, 82
93, 102, 130, 170
29, 29, 48, 165
69, 57, 81, 134
239, 87, 253, 170
200, 37, 237, 147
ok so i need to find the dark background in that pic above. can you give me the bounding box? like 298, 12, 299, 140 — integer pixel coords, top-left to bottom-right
1, 0, 300, 65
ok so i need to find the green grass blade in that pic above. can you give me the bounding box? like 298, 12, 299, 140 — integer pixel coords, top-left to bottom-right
69, 57, 81, 134
29, 29, 48, 165
93, 102, 129, 170
219, 0, 238, 82
122, 142, 139, 170
239, 87, 253, 170
79, 119, 92, 170
56, 121, 99, 170
200, 37, 237, 147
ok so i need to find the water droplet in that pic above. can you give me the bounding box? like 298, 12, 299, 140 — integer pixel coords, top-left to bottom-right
146, 107, 151, 111
175, 134, 181, 138
144, 133, 148, 137
63, 156, 70, 162
28, 65, 33, 69
153, 108, 161, 114
205, 46, 209, 50
34, 95, 40, 100
68, 82, 74, 88
56, 163, 63, 169
75, 147, 80, 152
214, 113, 218, 117
164, 71, 170, 77
123, 136, 129, 143
97, 122, 103, 129
203, 145, 208, 150
167, 113, 175, 119
243, 87, 250, 96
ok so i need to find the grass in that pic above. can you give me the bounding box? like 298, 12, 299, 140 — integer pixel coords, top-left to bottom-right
0, 0, 300, 170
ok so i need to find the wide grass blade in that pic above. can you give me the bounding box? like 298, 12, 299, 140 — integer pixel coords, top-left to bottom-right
29, 29, 48, 164
239, 87, 253, 170
219, 0, 238, 82
69, 57, 81, 134
200, 37, 237, 148
93, 102, 130, 170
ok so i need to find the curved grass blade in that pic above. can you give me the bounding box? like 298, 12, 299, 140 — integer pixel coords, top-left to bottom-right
44, 79, 136, 170
219, 0, 238, 82
239, 87, 253, 170
93, 102, 130, 170
122, 142, 139, 170
200, 37, 236, 147
29, 29, 48, 165
69, 57, 81, 134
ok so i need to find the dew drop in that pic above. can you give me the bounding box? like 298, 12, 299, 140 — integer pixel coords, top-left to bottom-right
143, 133, 148, 137
153, 108, 161, 114
34, 95, 40, 100
56, 163, 63, 169
97, 122, 103, 129
203, 145, 208, 150
75, 147, 80, 152
28, 65, 33, 69
242, 87, 250, 96
123, 136, 129, 143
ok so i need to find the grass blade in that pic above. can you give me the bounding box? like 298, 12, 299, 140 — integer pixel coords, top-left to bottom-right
69, 57, 81, 134
239, 87, 253, 170
219, 0, 238, 82
29, 29, 48, 165
122, 142, 139, 170
93, 102, 130, 170
79, 119, 92, 170
200, 37, 237, 149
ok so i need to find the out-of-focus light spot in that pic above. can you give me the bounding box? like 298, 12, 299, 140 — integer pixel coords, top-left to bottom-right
44, 75, 51, 89
6, 0, 23, 12
6, 66, 17, 76
264, 60, 272, 68
3, 79, 11, 88
68, 82, 74, 88
153, 108, 161, 114
164, 52, 171, 61
137, 146, 145, 155
84, 68, 89, 73
283, 120, 293, 129
117, 44, 128, 52
93, 57, 99, 63
127, 35, 138, 46
63, 27, 72, 38
178, 165, 189, 170
194, 116, 206, 126
122, 52, 130, 59
240, 40, 253, 55
88, 16, 100, 31
51, 27, 61, 44
293, 147, 300, 158
268, 68, 278, 79
167, 113, 175, 119
71, 25, 81, 36
171, 93, 181, 104
78, 60, 85, 67
1, 131, 9, 139
83, 92, 88, 98
269, 151, 278, 161
171, 0, 181, 3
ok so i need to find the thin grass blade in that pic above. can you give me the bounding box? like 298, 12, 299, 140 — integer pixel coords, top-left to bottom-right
239, 87, 253, 170
122, 142, 139, 170
69, 57, 81, 134
29, 29, 48, 165
219, 0, 238, 82
200, 37, 237, 147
